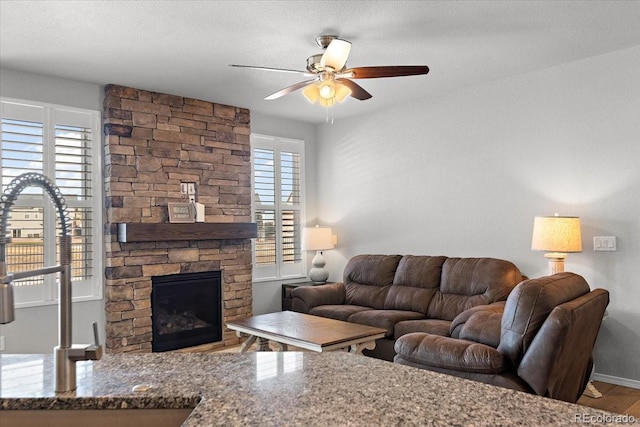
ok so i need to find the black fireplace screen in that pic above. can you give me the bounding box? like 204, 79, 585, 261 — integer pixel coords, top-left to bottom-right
151, 270, 222, 352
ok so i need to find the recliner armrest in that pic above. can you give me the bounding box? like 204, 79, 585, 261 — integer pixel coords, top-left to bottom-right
394, 333, 506, 374
450, 301, 506, 339
291, 282, 346, 313
457, 311, 503, 348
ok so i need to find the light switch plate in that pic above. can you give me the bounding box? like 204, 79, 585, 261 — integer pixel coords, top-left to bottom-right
593, 236, 617, 251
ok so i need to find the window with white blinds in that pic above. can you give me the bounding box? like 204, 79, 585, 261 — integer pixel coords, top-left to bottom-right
0, 99, 102, 306
251, 134, 305, 281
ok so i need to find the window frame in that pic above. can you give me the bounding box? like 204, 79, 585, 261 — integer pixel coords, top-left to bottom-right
1, 97, 103, 307
251, 133, 306, 282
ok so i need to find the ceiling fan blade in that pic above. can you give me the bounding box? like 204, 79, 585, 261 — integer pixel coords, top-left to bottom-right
337, 79, 372, 101
320, 39, 352, 71
230, 64, 315, 77
265, 79, 318, 100
340, 66, 429, 79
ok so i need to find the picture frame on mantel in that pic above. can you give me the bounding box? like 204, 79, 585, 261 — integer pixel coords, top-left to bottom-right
168, 202, 195, 223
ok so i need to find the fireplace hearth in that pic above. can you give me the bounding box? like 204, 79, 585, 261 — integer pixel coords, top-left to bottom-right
152, 271, 222, 352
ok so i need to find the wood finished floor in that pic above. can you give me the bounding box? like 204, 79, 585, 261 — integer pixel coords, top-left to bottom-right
210, 345, 640, 417
577, 381, 640, 418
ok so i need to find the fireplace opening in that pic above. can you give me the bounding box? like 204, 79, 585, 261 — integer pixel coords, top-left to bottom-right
151, 270, 222, 352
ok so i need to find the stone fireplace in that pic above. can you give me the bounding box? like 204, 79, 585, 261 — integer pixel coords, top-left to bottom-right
102, 84, 253, 353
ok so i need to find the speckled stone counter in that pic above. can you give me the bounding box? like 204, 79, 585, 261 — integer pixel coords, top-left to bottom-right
0, 352, 636, 426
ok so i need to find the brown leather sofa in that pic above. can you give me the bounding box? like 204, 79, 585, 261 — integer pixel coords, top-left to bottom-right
394, 272, 609, 403
291, 254, 523, 361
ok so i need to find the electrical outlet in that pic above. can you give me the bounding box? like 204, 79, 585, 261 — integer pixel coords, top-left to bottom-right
180, 183, 188, 194
0, 336, 5, 351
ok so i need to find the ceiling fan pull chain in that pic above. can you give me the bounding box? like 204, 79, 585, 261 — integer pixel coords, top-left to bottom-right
325, 104, 335, 125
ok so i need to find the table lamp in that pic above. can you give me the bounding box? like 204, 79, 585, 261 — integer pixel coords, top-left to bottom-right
301, 226, 335, 284
531, 214, 582, 275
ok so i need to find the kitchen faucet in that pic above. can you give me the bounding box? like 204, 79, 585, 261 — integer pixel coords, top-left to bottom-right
0, 173, 102, 392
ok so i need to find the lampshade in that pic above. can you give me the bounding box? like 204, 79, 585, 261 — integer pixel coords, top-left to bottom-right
302, 226, 334, 251
302, 83, 320, 103
531, 215, 582, 253
320, 39, 351, 71
318, 97, 335, 107
334, 83, 352, 103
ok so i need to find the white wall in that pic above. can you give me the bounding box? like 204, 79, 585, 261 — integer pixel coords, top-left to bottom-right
249, 112, 318, 314
315, 46, 640, 382
0, 68, 104, 352
0, 68, 102, 111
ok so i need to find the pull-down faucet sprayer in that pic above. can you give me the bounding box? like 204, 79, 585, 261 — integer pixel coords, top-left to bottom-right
0, 173, 102, 392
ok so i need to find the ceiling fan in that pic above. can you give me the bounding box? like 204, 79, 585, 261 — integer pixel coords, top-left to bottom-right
230, 35, 429, 107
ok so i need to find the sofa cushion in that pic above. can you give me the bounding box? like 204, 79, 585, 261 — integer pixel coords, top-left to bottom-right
384, 255, 446, 313
394, 333, 506, 374
426, 257, 522, 321
394, 319, 451, 340
344, 255, 402, 309
309, 305, 371, 322
348, 310, 425, 337
498, 272, 591, 367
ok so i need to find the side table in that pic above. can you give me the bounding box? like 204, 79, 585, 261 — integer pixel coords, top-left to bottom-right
281, 281, 334, 311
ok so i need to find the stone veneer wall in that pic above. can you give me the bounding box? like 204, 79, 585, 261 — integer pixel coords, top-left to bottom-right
102, 84, 252, 353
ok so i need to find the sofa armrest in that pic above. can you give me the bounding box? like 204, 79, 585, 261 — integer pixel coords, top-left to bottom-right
291, 282, 346, 313
394, 333, 506, 374
450, 301, 506, 339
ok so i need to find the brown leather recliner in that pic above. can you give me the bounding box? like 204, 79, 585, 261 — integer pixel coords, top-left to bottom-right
393, 272, 609, 403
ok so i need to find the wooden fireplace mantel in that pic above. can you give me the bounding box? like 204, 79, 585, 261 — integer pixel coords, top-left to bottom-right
117, 222, 258, 242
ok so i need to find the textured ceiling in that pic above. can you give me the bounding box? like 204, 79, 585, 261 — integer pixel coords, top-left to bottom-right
1, 1, 640, 124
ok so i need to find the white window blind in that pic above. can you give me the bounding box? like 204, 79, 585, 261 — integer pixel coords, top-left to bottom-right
1, 99, 102, 306
251, 134, 305, 281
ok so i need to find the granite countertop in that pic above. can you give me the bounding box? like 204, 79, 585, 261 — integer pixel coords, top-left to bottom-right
0, 352, 635, 426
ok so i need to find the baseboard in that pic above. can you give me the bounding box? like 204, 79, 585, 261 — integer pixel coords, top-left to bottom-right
593, 373, 640, 390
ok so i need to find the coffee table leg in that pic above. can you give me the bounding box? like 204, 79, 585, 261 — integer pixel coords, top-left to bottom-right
350, 340, 376, 355
257, 336, 271, 351
239, 335, 257, 353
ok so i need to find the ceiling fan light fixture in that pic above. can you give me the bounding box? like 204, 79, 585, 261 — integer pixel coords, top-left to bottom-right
302, 83, 320, 104
320, 39, 352, 71
318, 81, 335, 99
334, 83, 352, 103
318, 97, 336, 107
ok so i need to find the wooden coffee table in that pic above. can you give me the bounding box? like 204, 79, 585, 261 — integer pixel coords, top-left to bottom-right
226, 311, 387, 354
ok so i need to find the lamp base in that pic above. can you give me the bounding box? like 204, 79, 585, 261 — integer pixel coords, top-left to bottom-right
544, 252, 567, 275
309, 251, 329, 284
